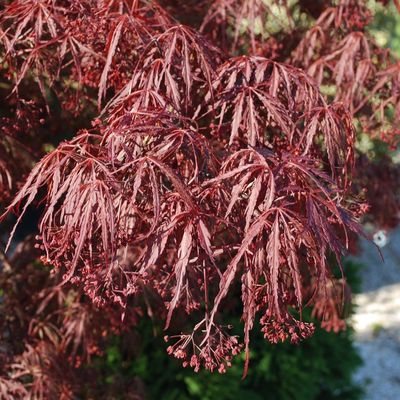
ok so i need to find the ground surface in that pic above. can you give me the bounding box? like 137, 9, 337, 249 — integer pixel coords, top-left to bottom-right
351, 227, 400, 399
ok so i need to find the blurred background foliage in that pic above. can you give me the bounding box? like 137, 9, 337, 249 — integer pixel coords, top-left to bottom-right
369, 1, 400, 57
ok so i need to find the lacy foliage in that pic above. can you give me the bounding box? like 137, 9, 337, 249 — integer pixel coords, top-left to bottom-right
0, 0, 398, 394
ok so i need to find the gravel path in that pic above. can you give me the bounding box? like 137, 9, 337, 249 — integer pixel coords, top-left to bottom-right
350, 228, 400, 399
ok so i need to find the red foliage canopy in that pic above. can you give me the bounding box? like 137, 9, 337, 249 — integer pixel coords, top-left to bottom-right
0, 0, 399, 393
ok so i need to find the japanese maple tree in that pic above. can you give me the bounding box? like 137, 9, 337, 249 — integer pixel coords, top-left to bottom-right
0, 0, 399, 398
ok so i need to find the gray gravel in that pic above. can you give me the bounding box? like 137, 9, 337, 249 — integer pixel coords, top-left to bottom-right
350, 227, 400, 399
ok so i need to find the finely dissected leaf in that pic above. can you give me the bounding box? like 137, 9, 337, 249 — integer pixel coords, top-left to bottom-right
241, 266, 256, 378
98, 15, 127, 106
267, 215, 281, 316
165, 222, 193, 328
